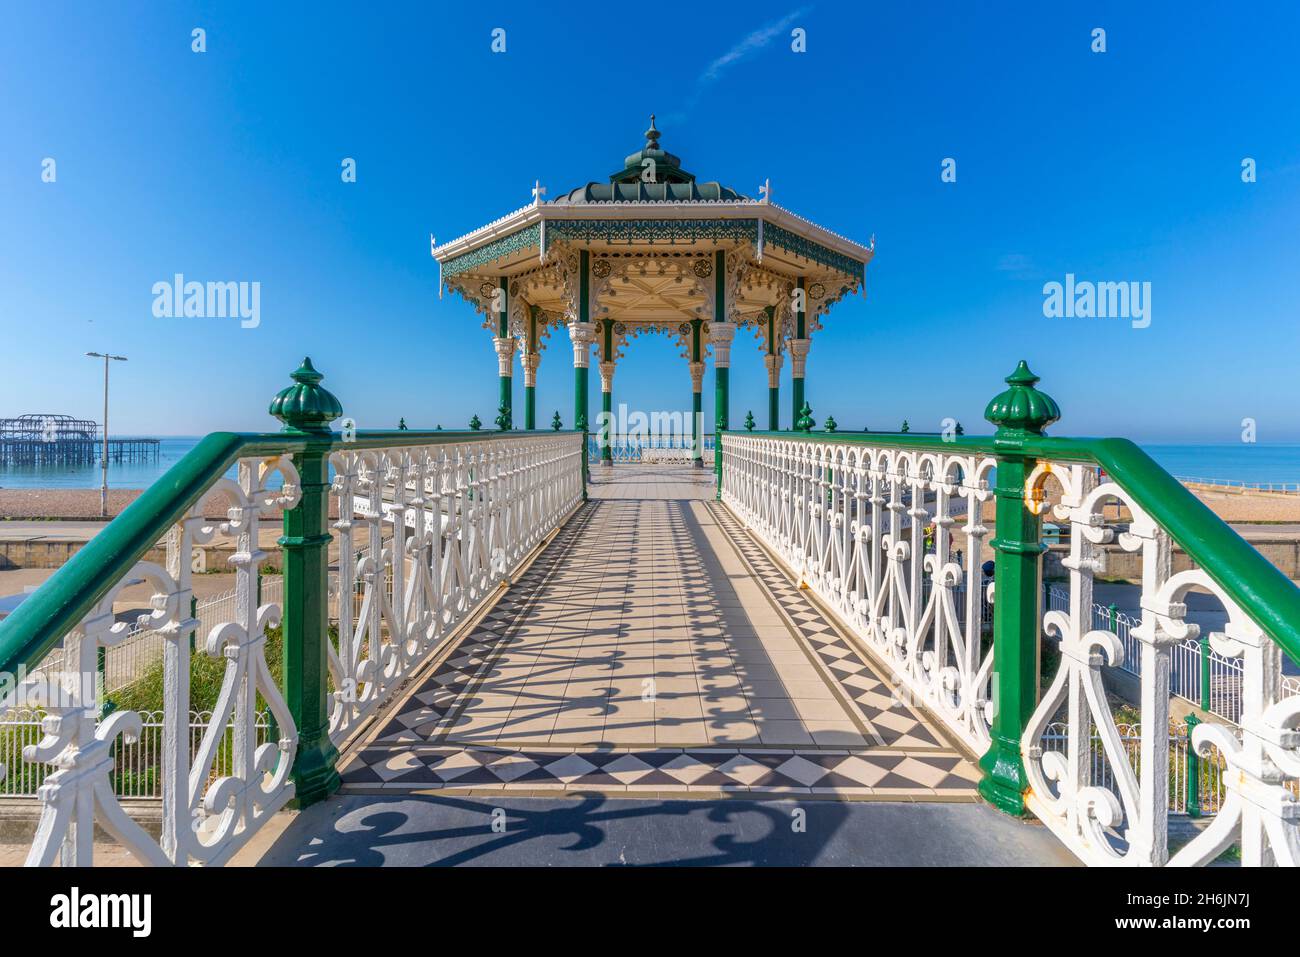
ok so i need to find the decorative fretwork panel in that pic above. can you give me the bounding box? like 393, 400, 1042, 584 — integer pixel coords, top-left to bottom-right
327, 434, 583, 743
1021, 462, 1300, 866
720, 434, 996, 754
7, 458, 301, 866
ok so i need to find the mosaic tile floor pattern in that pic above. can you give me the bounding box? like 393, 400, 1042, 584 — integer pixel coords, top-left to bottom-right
338, 467, 980, 799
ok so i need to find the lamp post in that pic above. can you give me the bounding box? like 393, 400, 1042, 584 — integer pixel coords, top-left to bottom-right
86, 351, 127, 518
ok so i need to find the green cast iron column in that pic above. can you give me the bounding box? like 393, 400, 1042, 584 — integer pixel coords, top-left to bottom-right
523, 304, 538, 430
714, 367, 728, 496
268, 357, 342, 807
713, 250, 729, 498
576, 250, 591, 494
496, 276, 512, 429
690, 318, 704, 467
791, 279, 806, 430
601, 388, 613, 462
977, 360, 1061, 816
600, 319, 614, 464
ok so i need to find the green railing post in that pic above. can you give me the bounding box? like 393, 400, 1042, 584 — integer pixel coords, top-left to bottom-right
268, 357, 341, 808
977, 361, 1061, 816
1108, 602, 1119, 632
1199, 632, 1212, 712
1184, 713, 1202, 818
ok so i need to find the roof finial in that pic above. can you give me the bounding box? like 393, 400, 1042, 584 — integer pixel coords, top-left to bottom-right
645, 113, 660, 150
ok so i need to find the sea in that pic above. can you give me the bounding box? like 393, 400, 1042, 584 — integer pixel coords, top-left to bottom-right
2, 438, 1299, 490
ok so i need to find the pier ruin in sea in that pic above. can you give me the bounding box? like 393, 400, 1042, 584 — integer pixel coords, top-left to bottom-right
1, 121, 1297, 870
0, 414, 159, 469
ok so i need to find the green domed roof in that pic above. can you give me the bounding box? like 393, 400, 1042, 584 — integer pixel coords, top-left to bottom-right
550, 116, 750, 205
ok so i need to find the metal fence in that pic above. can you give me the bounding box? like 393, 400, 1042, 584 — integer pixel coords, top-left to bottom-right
1176, 475, 1300, 495
588, 433, 715, 465
33, 575, 284, 697
1042, 583, 1300, 724
0, 709, 273, 798
1040, 721, 1225, 816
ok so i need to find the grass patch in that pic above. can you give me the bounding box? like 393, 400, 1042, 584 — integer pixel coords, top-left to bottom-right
108, 624, 287, 715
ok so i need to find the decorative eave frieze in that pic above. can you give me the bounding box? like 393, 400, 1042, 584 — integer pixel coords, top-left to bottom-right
433, 202, 873, 283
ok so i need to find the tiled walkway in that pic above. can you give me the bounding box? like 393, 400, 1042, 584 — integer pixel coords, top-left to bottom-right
337, 466, 980, 799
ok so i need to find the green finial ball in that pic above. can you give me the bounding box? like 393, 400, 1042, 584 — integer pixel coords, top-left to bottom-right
398, 417, 408, 430
985, 360, 1061, 436
795, 402, 815, 432
269, 357, 343, 433
495, 402, 512, 432
955, 421, 964, 436
744, 410, 755, 432
824, 414, 837, 433
469, 413, 481, 431
901, 419, 910, 433
551, 411, 562, 431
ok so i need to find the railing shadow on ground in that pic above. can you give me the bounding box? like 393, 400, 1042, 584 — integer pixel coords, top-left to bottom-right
265, 793, 849, 867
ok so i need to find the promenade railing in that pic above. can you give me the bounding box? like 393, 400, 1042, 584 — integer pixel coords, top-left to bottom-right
0, 359, 584, 866
720, 361, 1300, 867
588, 432, 714, 465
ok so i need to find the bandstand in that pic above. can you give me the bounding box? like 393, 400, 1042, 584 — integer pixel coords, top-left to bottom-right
6, 123, 1299, 872
432, 117, 874, 473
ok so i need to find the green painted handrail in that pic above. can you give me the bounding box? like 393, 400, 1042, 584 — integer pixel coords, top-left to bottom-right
726, 429, 1300, 665
0, 429, 578, 678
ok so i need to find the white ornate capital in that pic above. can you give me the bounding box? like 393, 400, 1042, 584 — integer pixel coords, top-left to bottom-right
689, 360, 705, 392
568, 321, 596, 368
709, 321, 737, 368
788, 337, 811, 378
521, 351, 540, 387
764, 352, 784, 388
493, 337, 516, 377
599, 361, 615, 393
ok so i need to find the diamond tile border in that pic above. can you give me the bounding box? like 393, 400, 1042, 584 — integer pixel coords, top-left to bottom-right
339, 744, 979, 797
336, 489, 982, 800
707, 502, 954, 753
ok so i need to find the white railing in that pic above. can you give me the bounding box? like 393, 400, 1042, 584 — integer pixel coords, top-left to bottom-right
1044, 582, 1299, 725
721, 435, 1300, 867
326, 433, 583, 743
1, 708, 272, 799
721, 434, 997, 755
589, 433, 714, 465
1041, 722, 1227, 816
34, 576, 285, 698
1177, 476, 1300, 495
1022, 461, 1300, 866
0, 458, 299, 866
0, 433, 583, 866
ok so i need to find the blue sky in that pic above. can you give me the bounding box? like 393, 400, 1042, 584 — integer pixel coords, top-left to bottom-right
2, 1, 1299, 442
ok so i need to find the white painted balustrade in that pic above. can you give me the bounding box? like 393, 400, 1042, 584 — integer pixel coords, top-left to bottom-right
1021, 462, 1299, 866
721, 434, 997, 755
720, 434, 1300, 866
327, 434, 583, 742
1, 457, 299, 866
0, 433, 583, 866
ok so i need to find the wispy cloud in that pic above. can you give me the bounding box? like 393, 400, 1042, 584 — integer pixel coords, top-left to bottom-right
664, 8, 812, 123
701, 8, 810, 84
996, 253, 1040, 281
